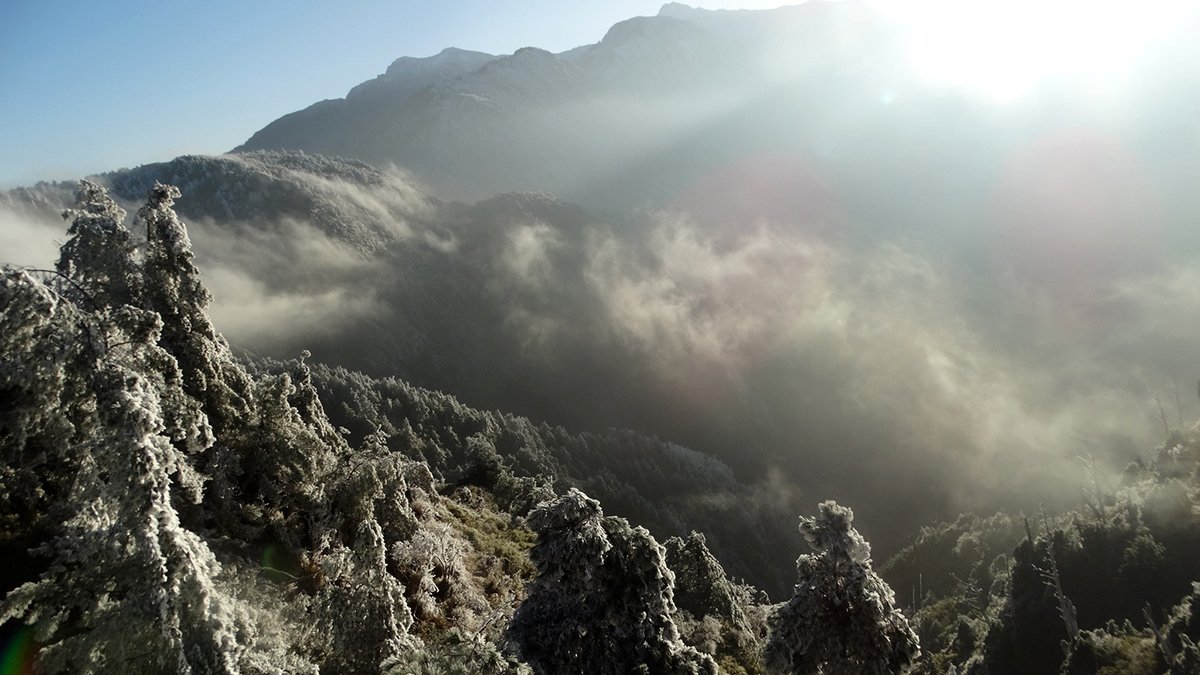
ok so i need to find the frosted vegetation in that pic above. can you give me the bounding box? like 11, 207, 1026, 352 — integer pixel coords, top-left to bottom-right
4, 181, 1200, 673
0, 182, 913, 672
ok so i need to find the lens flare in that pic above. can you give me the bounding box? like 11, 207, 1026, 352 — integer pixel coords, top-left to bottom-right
871, 0, 1195, 102
0, 628, 36, 675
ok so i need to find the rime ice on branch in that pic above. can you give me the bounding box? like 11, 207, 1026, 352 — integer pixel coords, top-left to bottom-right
766, 501, 919, 675
508, 488, 717, 675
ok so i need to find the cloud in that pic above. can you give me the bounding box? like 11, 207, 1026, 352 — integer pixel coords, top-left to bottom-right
203, 263, 382, 348
1104, 264, 1200, 384
10, 166, 1179, 554
586, 215, 836, 366
503, 221, 563, 289
18, 158, 1180, 554
568, 209, 1164, 548
181, 215, 386, 351
0, 204, 64, 269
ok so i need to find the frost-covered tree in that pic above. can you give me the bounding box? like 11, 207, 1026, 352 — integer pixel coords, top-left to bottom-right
0, 269, 97, 531
308, 438, 451, 672
314, 519, 412, 673
288, 350, 343, 448
765, 501, 919, 675
139, 182, 253, 435
0, 271, 244, 673
667, 531, 749, 625
56, 179, 142, 309
666, 532, 766, 670
246, 370, 339, 515
507, 488, 716, 675
55, 181, 214, 461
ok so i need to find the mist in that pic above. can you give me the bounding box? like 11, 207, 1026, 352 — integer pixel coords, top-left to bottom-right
0, 202, 66, 270
5, 142, 1190, 558
6, 0, 1200, 561
183, 167, 1178, 552
501, 206, 1169, 547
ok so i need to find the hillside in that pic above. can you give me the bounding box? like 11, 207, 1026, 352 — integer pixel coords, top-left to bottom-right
3, 140, 1192, 569
0, 179, 925, 674
5, 178, 1200, 674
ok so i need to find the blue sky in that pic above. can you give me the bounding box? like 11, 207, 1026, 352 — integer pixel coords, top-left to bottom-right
0, 1, 788, 188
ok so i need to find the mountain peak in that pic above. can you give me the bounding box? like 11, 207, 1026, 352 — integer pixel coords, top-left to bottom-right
384, 46, 496, 74
342, 48, 498, 103
658, 2, 705, 17
511, 46, 556, 60
598, 14, 705, 47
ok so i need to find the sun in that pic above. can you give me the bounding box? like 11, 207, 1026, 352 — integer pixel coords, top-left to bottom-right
871, 0, 1195, 102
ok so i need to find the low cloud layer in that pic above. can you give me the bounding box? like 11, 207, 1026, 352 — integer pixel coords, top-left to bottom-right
203, 263, 381, 347
6, 160, 1189, 555
561, 212, 1164, 545
0, 204, 65, 269
182, 213, 393, 352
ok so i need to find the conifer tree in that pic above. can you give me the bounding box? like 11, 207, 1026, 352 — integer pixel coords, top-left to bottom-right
139, 182, 253, 435
0, 272, 244, 673
508, 488, 716, 675
56, 179, 142, 309
765, 501, 919, 675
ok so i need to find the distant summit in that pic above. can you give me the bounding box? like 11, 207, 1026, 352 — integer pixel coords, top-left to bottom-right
234, 2, 872, 207
346, 47, 498, 103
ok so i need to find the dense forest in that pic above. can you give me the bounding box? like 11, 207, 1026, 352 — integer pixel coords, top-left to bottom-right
3, 178, 1200, 673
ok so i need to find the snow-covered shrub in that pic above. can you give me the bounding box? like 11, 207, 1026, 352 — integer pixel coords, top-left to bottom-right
1059, 623, 1158, 675
383, 628, 531, 675
392, 521, 488, 631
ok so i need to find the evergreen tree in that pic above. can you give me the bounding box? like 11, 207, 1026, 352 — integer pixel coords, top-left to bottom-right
0, 271, 244, 673
139, 182, 253, 436
508, 488, 716, 675
56, 179, 142, 309
765, 501, 919, 675
666, 531, 767, 671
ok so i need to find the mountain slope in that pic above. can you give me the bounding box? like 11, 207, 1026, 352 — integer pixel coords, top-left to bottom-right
235, 2, 882, 207
242, 48, 498, 160
0, 180, 793, 673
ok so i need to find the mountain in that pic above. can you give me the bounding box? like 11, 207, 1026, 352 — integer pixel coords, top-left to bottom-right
12, 0, 1200, 562
3, 150, 434, 254
236, 2, 888, 208
242, 48, 498, 163
233, 1, 1200, 266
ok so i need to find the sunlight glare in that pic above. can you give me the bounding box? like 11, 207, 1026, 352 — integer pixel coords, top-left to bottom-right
871, 0, 1193, 102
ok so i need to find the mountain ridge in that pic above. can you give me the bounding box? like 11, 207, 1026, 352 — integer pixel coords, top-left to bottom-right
233, 2, 873, 206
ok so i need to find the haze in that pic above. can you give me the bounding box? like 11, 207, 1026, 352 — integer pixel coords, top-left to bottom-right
4, 0, 1200, 578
